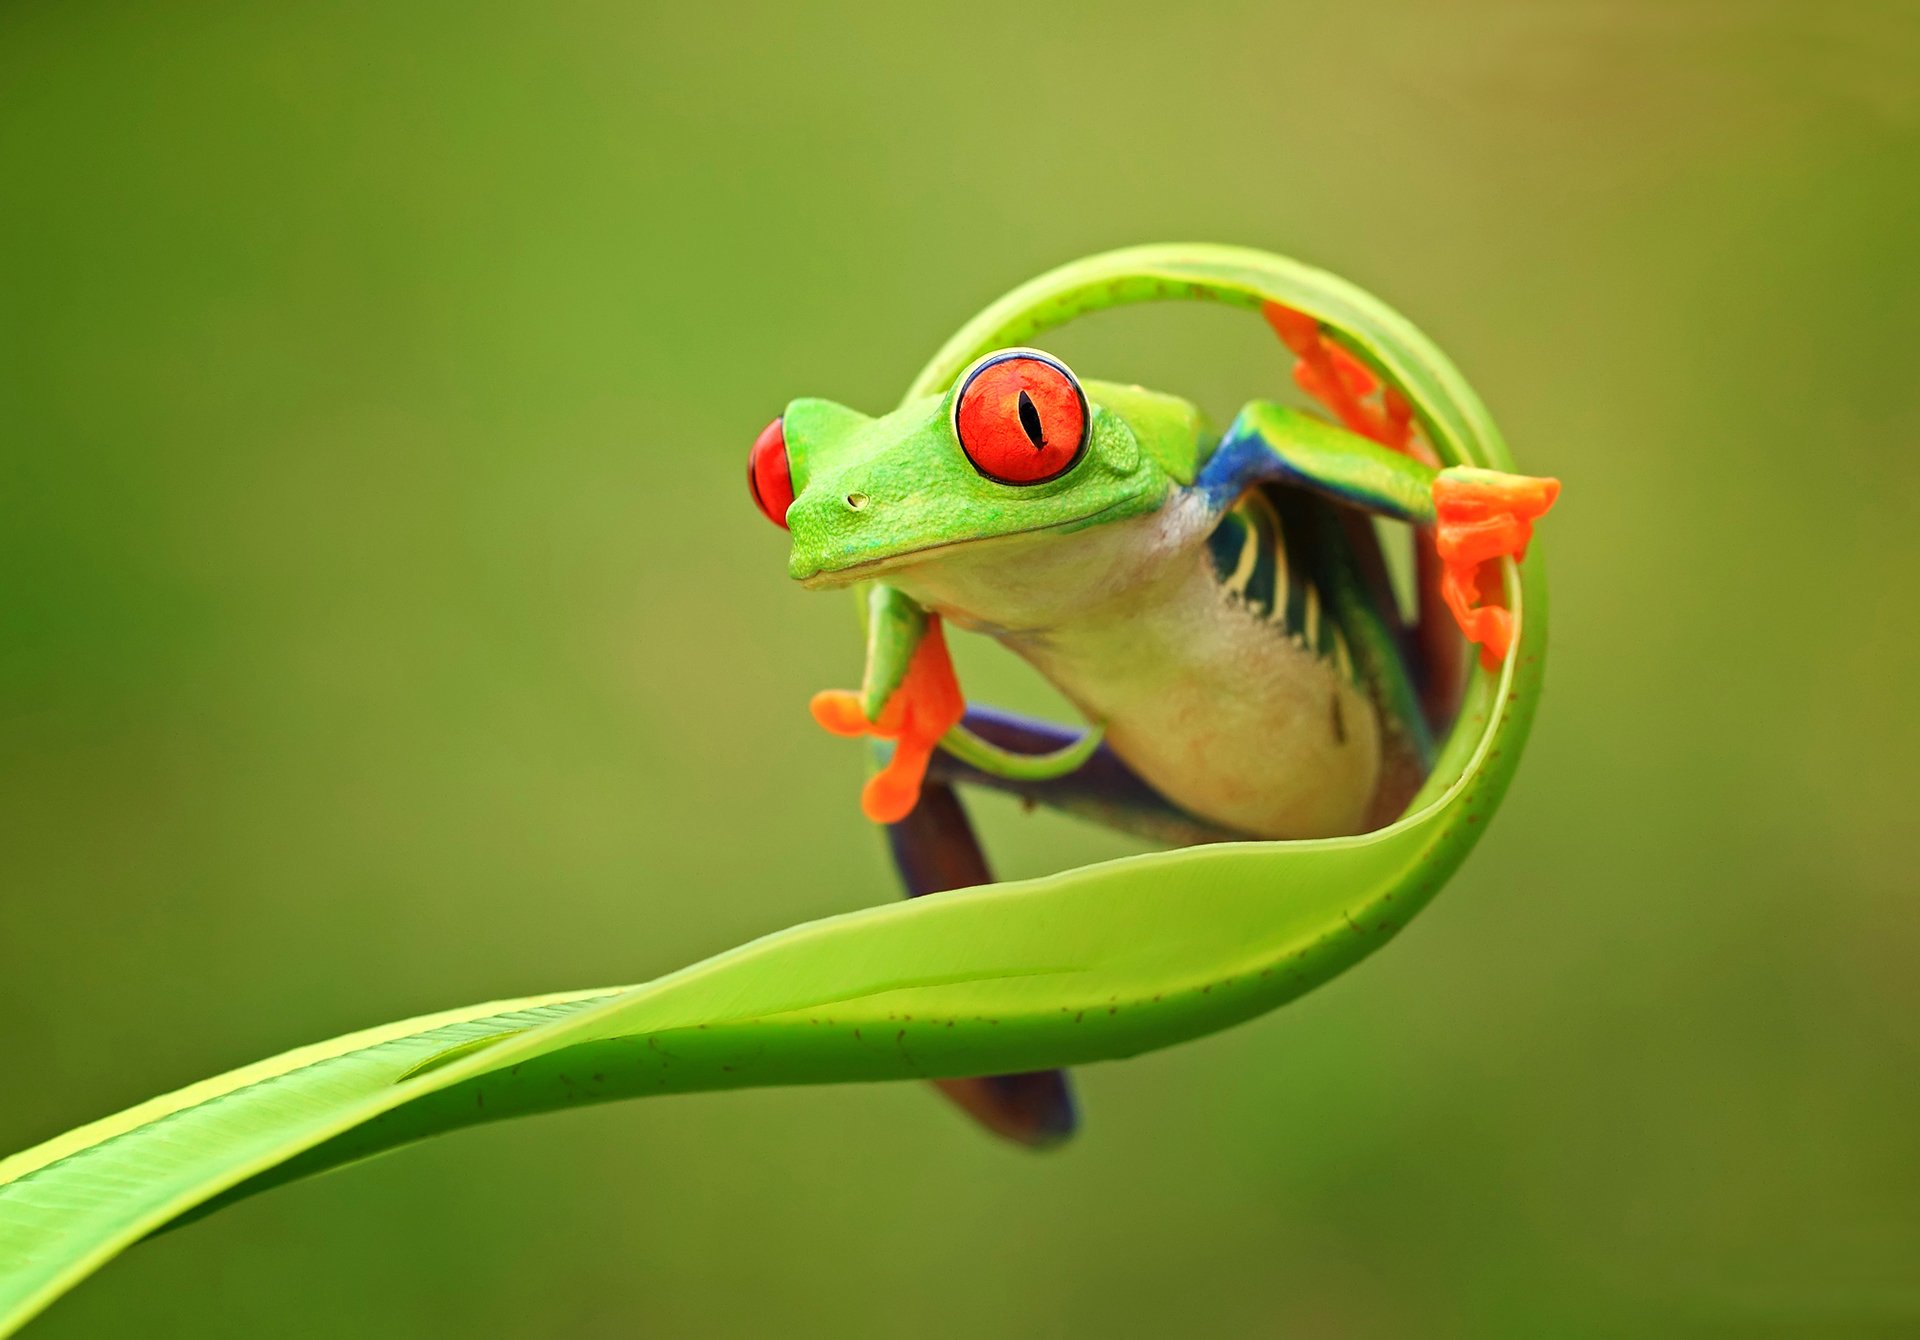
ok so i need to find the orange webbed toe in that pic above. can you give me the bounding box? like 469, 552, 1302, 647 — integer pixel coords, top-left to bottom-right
811, 618, 967, 824
1432, 469, 1561, 669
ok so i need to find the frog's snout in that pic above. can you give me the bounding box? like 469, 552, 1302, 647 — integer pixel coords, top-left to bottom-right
784, 476, 887, 585
750, 412, 880, 543
787, 481, 878, 535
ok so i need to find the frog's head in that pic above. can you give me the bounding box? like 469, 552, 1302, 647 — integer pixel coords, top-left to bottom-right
748, 349, 1206, 591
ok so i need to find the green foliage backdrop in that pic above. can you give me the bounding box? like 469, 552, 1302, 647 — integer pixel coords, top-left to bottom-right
2, 2, 1915, 1334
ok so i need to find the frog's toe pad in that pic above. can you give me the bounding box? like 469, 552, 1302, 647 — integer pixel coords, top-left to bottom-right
809, 689, 873, 737
861, 763, 922, 825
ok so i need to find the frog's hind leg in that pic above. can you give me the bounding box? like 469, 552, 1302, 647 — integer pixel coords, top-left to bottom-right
1263, 301, 1465, 733
887, 779, 1078, 1148
1274, 488, 1433, 826
890, 710, 1237, 1142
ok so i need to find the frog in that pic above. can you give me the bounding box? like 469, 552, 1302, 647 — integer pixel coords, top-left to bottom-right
747, 280, 1559, 1147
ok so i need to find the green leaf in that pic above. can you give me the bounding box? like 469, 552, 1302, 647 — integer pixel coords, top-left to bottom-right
0, 245, 1548, 1336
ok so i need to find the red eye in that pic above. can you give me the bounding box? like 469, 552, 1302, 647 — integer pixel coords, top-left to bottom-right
747, 417, 794, 528
953, 351, 1089, 485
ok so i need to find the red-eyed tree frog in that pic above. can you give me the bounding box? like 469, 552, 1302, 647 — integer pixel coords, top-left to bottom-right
748, 251, 1559, 1146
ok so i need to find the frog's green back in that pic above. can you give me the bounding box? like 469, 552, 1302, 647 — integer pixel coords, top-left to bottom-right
1079, 378, 1213, 486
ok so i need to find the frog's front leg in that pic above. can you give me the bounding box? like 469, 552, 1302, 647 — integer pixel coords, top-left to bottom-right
811, 584, 1107, 824
809, 585, 965, 824
1202, 402, 1560, 668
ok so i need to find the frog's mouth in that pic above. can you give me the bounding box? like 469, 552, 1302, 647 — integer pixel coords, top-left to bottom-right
792, 500, 1135, 589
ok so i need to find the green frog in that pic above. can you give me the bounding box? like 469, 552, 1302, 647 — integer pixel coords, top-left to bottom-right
748, 247, 1559, 1144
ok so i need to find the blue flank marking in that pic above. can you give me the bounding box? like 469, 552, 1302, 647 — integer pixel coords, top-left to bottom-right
1205, 509, 1248, 581
1201, 408, 1378, 513
1196, 419, 1298, 508
1242, 493, 1279, 617
1317, 594, 1340, 659
1200, 416, 1363, 686
1272, 489, 1312, 635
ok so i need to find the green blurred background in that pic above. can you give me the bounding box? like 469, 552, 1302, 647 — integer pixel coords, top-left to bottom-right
3, 2, 1916, 1334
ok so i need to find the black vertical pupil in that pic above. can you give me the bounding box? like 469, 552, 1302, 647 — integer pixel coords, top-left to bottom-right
1016, 389, 1046, 448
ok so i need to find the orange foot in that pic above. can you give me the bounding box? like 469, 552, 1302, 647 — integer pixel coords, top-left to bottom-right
1432, 469, 1561, 669
809, 617, 966, 824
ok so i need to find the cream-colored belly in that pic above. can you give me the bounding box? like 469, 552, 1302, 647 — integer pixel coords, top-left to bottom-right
1003, 566, 1381, 840
883, 498, 1383, 840
890, 519, 1382, 839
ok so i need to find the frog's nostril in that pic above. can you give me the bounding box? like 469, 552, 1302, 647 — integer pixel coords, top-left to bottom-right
845, 492, 870, 511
